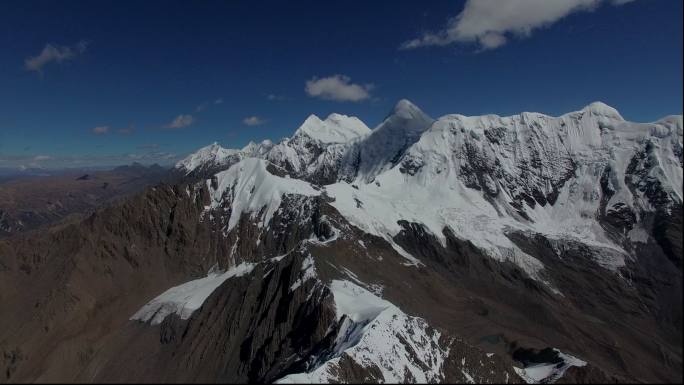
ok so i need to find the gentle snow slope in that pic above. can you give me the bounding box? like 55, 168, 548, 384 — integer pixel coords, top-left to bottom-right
130, 262, 256, 325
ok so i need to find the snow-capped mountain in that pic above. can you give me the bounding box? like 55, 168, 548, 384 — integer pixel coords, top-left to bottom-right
262, 113, 369, 184
341, 98, 435, 182
176, 140, 274, 179
177, 99, 682, 280
176, 113, 371, 184
293, 113, 371, 144
1, 100, 680, 383
143, 100, 681, 382
176, 142, 240, 173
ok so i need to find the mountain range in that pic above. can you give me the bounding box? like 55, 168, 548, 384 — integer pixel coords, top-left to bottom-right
0, 100, 681, 383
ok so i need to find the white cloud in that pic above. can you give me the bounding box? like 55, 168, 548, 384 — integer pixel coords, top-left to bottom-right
305, 74, 373, 102
214, 98, 224, 104
33, 155, 52, 162
92, 125, 110, 135
242, 116, 266, 126
400, 0, 636, 51
25, 40, 88, 73
164, 114, 194, 129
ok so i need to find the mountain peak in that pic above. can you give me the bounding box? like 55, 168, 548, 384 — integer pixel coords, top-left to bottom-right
196, 142, 223, 153
326, 112, 347, 121
388, 99, 431, 122
241, 139, 274, 157
176, 142, 239, 173
294, 113, 370, 144
194, 142, 225, 155
393, 98, 419, 112
301, 114, 324, 127
581, 101, 623, 120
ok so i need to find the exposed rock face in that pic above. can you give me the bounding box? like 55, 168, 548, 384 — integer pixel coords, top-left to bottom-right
0, 101, 682, 383
0, 183, 223, 380
79, 252, 337, 383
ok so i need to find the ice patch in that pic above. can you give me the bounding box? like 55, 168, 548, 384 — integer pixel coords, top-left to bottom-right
130, 262, 256, 325
513, 349, 587, 384
461, 369, 475, 383
290, 254, 317, 292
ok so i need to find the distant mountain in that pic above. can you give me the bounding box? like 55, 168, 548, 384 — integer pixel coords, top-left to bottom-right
175, 141, 274, 181
0, 101, 681, 383
0, 163, 171, 237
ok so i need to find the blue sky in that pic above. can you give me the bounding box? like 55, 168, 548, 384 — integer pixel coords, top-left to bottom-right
0, 0, 682, 168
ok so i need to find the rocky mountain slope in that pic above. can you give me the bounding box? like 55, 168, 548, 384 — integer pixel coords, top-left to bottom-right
0, 100, 681, 383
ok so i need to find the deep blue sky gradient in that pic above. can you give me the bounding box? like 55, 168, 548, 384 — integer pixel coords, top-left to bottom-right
0, 0, 682, 167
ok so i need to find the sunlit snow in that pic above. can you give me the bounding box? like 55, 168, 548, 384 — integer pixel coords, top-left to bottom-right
276, 280, 450, 383
130, 262, 256, 325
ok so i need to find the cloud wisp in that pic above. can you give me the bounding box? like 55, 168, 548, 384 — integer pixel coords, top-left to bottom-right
242, 116, 267, 126
305, 75, 373, 102
267, 94, 288, 101
164, 114, 194, 129
195, 98, 223, 112
195, 102, 209, 112
25, 40, 88, 74
117, 124, 135, 135
90, 124, 135, 135
400, 0, 636, 51
92, 126, 110, 135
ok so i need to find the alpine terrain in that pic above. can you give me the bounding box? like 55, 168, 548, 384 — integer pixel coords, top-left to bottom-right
0, 100, 681, 383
